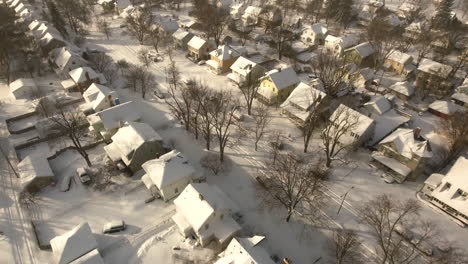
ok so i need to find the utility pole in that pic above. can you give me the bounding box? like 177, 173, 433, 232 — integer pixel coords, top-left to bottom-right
337, 186, 354, 215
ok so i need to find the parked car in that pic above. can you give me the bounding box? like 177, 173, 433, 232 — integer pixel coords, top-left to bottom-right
60, 175, 72, 192
76, 167, 91, 185
102, 220, 126, 234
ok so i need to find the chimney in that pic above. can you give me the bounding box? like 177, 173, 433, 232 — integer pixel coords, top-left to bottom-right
85, 71, 90, 82
199, 194, 204, 200
413, 127, 421, 139
278, 68, 282, 72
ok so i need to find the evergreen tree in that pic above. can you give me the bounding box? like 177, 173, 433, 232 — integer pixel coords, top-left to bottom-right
432, 0, 455, 30
46, 0, 68, 37
336, 0, 354, 28
324, 0, 341, 22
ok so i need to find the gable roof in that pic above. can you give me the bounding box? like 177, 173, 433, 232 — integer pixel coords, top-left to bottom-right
387, 50, 413, 65
210, 45, 243, 60
10, 78, 36, 93
187, 36, 207, 50
53, 47, 88, 72
69, 67, 99, 84
363, 96, 391, 115
379, 128, 432, 158
174, 183, 239, 232
142, 150, 195, 189
87, 101, 140, 131
50, 222, 98, 264
388, 81, 414, 97
68, 249, 104, 264
281, 81, 326, 111
216, 236, 275, 264
428, 100, 465, 115
110, 122, 162, 160
418, 58, 452, 78
351, 42, 375, 58
265, 67, 300, 90
172, 28, 193, 42
310, 23, 328, 35
18, 155, 54, 189
330, 104, 375, 139
230, 56, 258, 76
83, 83, 113, 103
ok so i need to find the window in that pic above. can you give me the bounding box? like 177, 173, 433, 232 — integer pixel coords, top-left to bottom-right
175, 188, 178, 194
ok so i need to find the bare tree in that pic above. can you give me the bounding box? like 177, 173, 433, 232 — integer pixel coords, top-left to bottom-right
137, 67, 156, 99
138, 48, 152, 68
237, 70, 262, 115
359, 194, 437, 264
273, 0, 299, 60
148, 25, 169, 53
32, 92, 57, 118
125, 7, 153, 44
49, 108, 92, 166
311, 52, 355, 98
200, 152, 227, 175
329, 229, 363, 264
251, 104, 272, 151
197, 85, 214, 150
209, 90, 239, 162
87, 52, 113, 73
414, 22, 434, 67
321, 105, 359, 167
261, 152, 326, 222
302, 88, 326, 153
437, 110, 468, 165
448, 48, 468, 78
97, 18, 112, 40
193, 2, 229, 46
116, 59, 130, 75
125, 63, 140, 91
54, 0, 92, 33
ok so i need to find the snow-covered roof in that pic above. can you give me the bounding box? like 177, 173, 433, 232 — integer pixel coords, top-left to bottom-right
210, 45, 243, 61
311, 23, 328, 35
40, 31, 64, 46
379, 128, 432, 159
372, 152, 412, 177
387, 50, 413, 65
18, 155, 54, 188
216, 236, 275, 264
243, 6, 262, 18
142, 150, 195, 189
417, 58, 452, 79
172, 28, 193, 41
291, 41, 309, 53
108, 121, 162, 162
424, 173, 445, 188
53, 47, 87, 72
398, 2, 418, 13
388, 81, 414, 97
50, 222, 99, 264
28, 19, 43, 31
349, 42, 375, 58
265, 67, 300, 90
368, 109, 410, 146
87, 101, 140, 130
68, 249, 104, 264
296, 52, 317, 63
187, 36, 207, 50
364, 96, 391, 115
173, 183, 239, 232
428, 100, 465, 116
356, 67, 374, 81
33, 23, 60, 39
69, 67, 99, 84
153, 15, 179, 33
452, 93, 468, 105
281, 81, 326, 111
431, 157, 468, 217
330, 104, 374, 141
230, 56, 258, 77
9, 78, 36, 93
82, 83, 113, 104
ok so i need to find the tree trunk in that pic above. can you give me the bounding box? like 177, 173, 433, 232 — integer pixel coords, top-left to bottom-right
255, 141, 258, 151
326, 155, 332, 167
286, 210, 292, 222
219, 147, 224, 162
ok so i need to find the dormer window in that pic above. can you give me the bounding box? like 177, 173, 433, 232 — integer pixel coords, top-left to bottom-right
457, 189, 468, 198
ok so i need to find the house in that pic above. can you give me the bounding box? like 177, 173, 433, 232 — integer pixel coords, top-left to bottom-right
141, 150, 196, 201
324, 34, 359, 56
68, 67, 101, 94
14, 2, 32, 14
351, 67, 375, 89
8, 0, 23, 9
49, 47, 88, 76
230, 2, 246, 19
87, 101, 141, 140
362, 96, 410, 146
153, 14, 179, 34
241, 6, 262, 26
50, 222, 104, 264
187, 36, 216, 61
18, 6, 37, 23
280, 81, 328, 126
172, 29, 194, 50
344, 42, 375, 68
385, 50, 414, 76
207, 45, 246, 74
398, 2, 420, 19
404, 22, 426, 40
215, 236, 275, 264
428, 100, 465, 119
257, 67, 300, 104
79, 83, 119, 115
172, 183, 241, 248
9, 78, 37, 100
28, 19, 44, 31
39, 32, 66, 54
32, 23, 60, 40
372, 127, 432, 183
104, 122, 164, 172
452, 80, 468, 107
423, 157, 468, 225
416, 58, 453, 97
388, 81, 414, 101
301, 24, 328, 47
227, 56, 265, 84
328, 104, 375, 146
18, 155, 54, 193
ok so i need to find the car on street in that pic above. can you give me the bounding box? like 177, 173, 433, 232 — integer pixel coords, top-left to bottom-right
76, 167, 91, 185
103, 220, 126, 234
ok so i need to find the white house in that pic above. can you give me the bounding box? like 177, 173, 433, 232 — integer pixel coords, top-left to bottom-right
227, 56, 264, 84
428, 100, 465, 119
328, 104, 375, 146
9, 78, 37, 100
215, 236, 275, 264
388, 81, 415, 101
50, 47, 88, 76
281, 81, 327, 125
424, 157, 468, 225
324, 34, 359, 56
172, 183, 241, 248
241, 6, 262, 26
86, 101, 141, 139
79, 83, 119, 115
18, 155, 54, 193
301, 23, 328, 46
141, 150, 196, 201
104, 122, 164, 172
50, 222, 104, 264
68, 66, 103, 93
32, 23, 60, 40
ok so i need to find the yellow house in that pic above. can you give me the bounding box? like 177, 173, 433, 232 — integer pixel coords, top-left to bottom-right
257, 67, 300, 105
